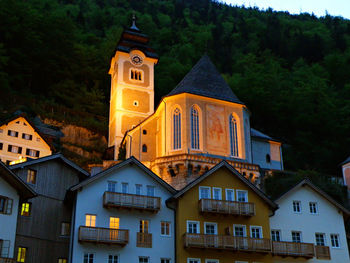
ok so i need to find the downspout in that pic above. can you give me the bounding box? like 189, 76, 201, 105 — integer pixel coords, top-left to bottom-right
166, 197, 177, 263
68, 193, 77, 263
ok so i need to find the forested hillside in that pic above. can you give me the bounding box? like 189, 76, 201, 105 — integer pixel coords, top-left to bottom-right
1, 0, 350, 174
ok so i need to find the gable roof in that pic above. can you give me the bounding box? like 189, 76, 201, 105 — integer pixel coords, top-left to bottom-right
172, 161, 278, 210
340, 156, 350, 166
0, 162, 36, 199
167, 55, 243, 104
9, 153, 89, 177
275, 179, 350, 217
70, 156, 177, 194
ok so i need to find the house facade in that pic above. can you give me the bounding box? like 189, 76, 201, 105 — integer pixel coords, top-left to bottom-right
0, 162, 35, 262
270, 179, 350, 262
9, 154, 88, 263
70, 157, 176, 263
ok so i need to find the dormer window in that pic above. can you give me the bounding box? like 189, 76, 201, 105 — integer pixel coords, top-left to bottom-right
130, 69, 143, 81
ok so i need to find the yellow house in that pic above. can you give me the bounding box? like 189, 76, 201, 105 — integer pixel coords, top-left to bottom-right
167, 161, 278, 263
0, 115, 52, 164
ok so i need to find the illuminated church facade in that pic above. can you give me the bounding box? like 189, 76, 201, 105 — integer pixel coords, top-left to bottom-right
108, 20, 283, 189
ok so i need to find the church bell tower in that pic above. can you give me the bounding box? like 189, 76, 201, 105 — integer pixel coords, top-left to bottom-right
108, 16, 158, 160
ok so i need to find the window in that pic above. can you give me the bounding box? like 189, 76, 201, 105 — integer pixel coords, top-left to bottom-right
199, 186, 211, 199
187, 221, 200, 234
22, 133, 32, 140
139, 257, 149, 263
309, 202, 318, 214
212, 188, 222, 200
161, 221, 171, 236
26, 169, 36, 184
121, 183, 128, 194
107, 181, 117, 192
293, 201, 301, 213
330, 234, 340, 248
225, 189, 235, 201
108, 255, 118, 263
142, 144, 147, 152
315, 233, 326, 246
250, 226, 263, 238
8, 145, 22, 154
0, 142, 3, 150
0, 196, 13, 214
83, 253, 94, 263
60, 222, 70, 236
0, 240, 10, 258
271, 230, 281, 241
58, 259, 67, 263
143, 129, 147, 135
266, 154, 271, 163
236, 190, 248, 202
140, 220, 149, 233
234, 225, 246, 237
229, 114, 239, 157
191, 106, 200, 149
161, 259, 170, 263
133, 100, 139, 106
8, 130, 18, 137
17, 247, 26, 262
135, 184, 142, 195
292, 231, 302, 243
21, 203, 31, 216
130, 69, 142, 81
187, 259, 200, 263
85, 214, 96, 227
26, 148, 39, 157
173, 108, 181, 150
110, 217, 120, 229
146, 185, 155, 196
204, 223, 217, 235
205, 260, 219, 263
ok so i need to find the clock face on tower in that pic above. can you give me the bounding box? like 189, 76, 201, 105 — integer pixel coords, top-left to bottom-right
131, 55, 143, 66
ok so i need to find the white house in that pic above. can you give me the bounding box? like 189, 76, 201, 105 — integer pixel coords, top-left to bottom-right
70, 157, 177, 263
0, 162, 36, 261
341, 156, 350, 191
270, 179, 350, 262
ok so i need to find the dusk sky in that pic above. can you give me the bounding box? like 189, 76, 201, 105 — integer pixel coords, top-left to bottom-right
223, 0, 350, 19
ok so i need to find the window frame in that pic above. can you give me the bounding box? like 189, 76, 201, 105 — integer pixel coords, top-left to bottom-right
212, 187, 222, 200
161, 258, 171, 263
205, 260, 219, 263
315, 233, 326, 246
107, 181, 117, 192
85, 214, 96, 227
229, 114, 239, 158
172, 107, 182, 150
121, 183, 129, 194
129, 68, 144, 83
83, 253, 94, 263
26, 169, 37, 185
60, 222, 70, 236
187, 258, 201, 263
250, 226, 263, 239
187, 220, 200, 234
309, 202, 318, 214
108, 255, 119, 263
293, 200, 301, 213
161, 221, 171, 237
204, 222, 218, 235
199, 186, 211, 200
17, 247, 27, 263
225, 189, 235, 201
236, 190, 248, 202
233, 224, 247, 237
190, 105, 201, 150
271, 229, 281, 242
21, 202, 31, 217
138, 256, 149, 263
330, 234, 340, 248
291, 231, 302, 243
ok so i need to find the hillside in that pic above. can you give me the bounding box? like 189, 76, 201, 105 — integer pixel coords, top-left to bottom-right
1, 0, 350, 174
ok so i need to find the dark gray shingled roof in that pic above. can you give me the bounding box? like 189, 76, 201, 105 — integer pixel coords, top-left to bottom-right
167, 55, 243, 104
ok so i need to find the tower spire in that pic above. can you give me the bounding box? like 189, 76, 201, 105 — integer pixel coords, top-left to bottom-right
130, 13, 139, 31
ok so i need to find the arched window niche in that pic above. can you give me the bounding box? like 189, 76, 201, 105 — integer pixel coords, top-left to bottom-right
173, 107, 181, 150
190, 105, 200, 150
229, 114, 239, 158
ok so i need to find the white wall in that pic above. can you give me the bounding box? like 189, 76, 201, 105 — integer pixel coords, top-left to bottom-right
270, 186, 350, 263
71, 164, 175, 263
252, 139, 283, 170
0, 176, 20, 258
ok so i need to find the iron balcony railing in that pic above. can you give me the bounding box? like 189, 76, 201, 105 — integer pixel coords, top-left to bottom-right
184, 233, 271, 253
272, 241, 315, 258
78, 226, 129, 246
199, 199, 255, 216
136, 232, 152, 248
315, 245, 331, 260
103, 192, 161, 212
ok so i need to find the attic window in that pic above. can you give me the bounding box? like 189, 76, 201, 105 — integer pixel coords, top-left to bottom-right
16, 121, 20, 124
130, 69, 143, 81
23, 122, 27, 126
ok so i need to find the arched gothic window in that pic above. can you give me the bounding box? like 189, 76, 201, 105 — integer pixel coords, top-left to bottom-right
173, 108, 181, 150
142, 144, 147, 153
191, 106, 200, 149
229, 114, 239, 157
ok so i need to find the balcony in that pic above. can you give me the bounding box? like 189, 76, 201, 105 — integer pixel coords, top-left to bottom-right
0, 258, 16, 263
272, 241, 315, 258
78, 226, 129, 246
315, 245, 331, 260
136, 232, 152, 248
184, 233, 271, 253
103, 192, 161, 212
199, 199, 255, 216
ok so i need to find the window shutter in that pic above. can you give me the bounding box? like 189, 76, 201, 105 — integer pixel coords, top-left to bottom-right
18, 147, 22, 154
36, 151, 40, 157
6, 199, 13, 215
26, 149, 30, 155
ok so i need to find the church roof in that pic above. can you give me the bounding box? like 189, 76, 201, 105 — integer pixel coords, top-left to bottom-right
167, 55, 243, 104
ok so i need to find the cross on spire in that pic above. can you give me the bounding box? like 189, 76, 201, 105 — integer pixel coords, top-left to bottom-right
130, 13, 139, 31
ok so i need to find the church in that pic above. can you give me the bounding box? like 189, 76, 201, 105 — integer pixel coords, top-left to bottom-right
107, 18, 283, 189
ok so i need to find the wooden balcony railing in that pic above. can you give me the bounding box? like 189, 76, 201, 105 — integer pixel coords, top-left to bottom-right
184, 233, 271, 253
136, 232, 152, 248
0, 258, 16, 263
78, 226, 129, 246
199, 199, 255, 216
272, 241, 315, 258
103, 192, 161, 212
315, 245, 331, 260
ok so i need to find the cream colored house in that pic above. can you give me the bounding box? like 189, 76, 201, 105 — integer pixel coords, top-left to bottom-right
0, 115, 52, 164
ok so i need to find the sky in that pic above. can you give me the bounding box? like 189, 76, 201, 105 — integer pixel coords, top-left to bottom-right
222, 0, 350, 19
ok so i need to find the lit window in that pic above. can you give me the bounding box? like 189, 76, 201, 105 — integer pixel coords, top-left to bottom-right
26, 169, 36, 184
293, 201, 301, 213
85, 214, 96, 227
187, 259, 200, 263
22, 133, 32, 140
83, 253, 94, 263
271, 230, 281, 241
236, 190, 248, 202
315, 233, 325, 246
21, 203, 31, 216
140, 220, 149, 233
146, 185, 155, 197
130, 69, 142, 81
110, 217, 120, 229
161, 259, 171, 263
121, 183, 128, 194
191, 106, 200, 149
107, 181, 117, 192
173, 108, 181, 150
17, 247, 26, 262
251, 226, 262, 238
142, 144, 147, 153
108, 255, 118, 263
161, 221, 171, 236
330, 234, 340, 248
199, 186, 211, 199
139, 257, 149, 263
309, 202, 318, 214
58, 258, 67, 263
229, 114, 239, 157
187, 221, 199, 234
60, 222, 70, 236
8, 145, 22, 154
292, 231, 302, 243
8, 130, 18, 137
234, 225, 246, 237
26, 148, 39, 157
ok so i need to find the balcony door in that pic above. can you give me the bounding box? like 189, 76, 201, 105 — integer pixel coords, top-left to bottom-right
205, 223, 218, 247
110, 217, 120, 240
